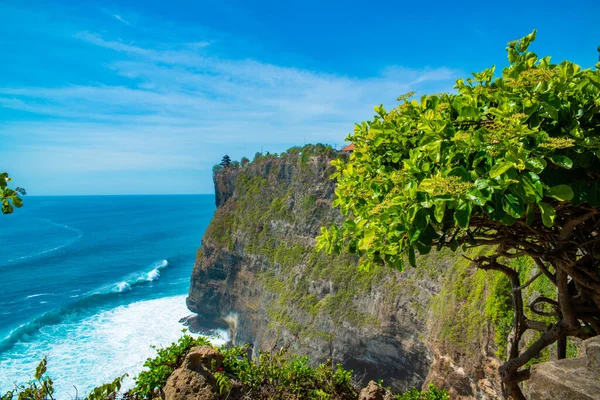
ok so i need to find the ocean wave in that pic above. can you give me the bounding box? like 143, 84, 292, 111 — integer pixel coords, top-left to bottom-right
113, 282, 132, 293
136, 259, 169, 283
1, 219, 83, 266
0, 259, 169, 353
25, 293, 52, 299
110, 259, 169, 292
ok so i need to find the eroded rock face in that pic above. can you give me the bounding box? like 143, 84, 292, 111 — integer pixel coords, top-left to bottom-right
163, 346, 223, 400
187, 150, 503, 397
358, 381, 393, 400
527, 337, 600, 400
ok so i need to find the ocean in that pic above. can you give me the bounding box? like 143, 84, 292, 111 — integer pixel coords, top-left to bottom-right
0, 195, 226, 397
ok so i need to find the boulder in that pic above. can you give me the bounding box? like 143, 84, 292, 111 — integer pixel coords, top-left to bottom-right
359, 381, 393, 400
527, 336, 600, 400
163, 346, 223, 400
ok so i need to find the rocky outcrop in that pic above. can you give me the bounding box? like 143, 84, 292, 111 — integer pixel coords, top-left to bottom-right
164, 346, 223, 400
213, 167, 240, 207
358, 381, 393, 400
526, 337, 600, 400
187, 147, 504, 397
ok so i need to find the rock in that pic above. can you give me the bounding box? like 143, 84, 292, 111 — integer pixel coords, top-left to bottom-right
527, 336, 600, 400
586, 335, 600, 373
185, 345, 224, 372
163, 346, 222, 400
358, 381, 393, 400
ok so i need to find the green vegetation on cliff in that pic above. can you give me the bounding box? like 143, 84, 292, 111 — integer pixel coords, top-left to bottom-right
207, 144, 385, 336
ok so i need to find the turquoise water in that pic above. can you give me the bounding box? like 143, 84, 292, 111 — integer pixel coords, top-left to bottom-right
0, 195, 224, 397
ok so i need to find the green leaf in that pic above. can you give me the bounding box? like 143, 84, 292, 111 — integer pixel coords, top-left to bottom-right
413, 208, 429, 230
546, 185, 574, 201
549, 155, 573, 169
539, 202, 556, 227
503, 194, 524, 218
460, 106, 479, 119
489, 161, 514, 178
525, 157, 547, 174
415, 241, 432, 255
408, 247, 417, 268
453, 201, 472, 229
408, 228, 421, 244
433, 200, 446, 223
520, 172, 543, 202
526, 203, 535, 225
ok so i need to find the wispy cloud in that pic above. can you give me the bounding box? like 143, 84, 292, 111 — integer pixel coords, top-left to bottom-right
0, 11, 461, 194
111, 14, 131, 26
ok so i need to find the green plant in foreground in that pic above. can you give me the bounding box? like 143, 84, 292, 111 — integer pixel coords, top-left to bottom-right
395, 384, 450, 400
319, 30, 600, 399
129, 331, 211, 399
2, 339, 449, 400
1, 172, 26, 214
220, 344, 357, 399
85, 374, 127, 400
1, 357, 54, 400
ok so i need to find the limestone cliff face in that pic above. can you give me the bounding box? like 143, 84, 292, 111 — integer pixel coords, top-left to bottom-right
187, 148, 503, 397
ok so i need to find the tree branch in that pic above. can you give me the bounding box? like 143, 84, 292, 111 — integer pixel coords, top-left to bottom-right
558, 210, 598, 241
513, 271, 542, 293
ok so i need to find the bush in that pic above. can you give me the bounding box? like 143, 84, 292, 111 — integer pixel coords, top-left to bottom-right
128, 332, 212, 399
220, 344, 356, 399
396, 384, 450, 400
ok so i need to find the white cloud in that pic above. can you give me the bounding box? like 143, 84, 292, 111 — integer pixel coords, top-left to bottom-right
1, 28, 461, 193
111, 14, 131, 26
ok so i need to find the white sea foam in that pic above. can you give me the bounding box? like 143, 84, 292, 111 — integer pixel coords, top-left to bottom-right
0, 295, 228, 398
25, 293, 52, 299
105, 260, 169, 293
137, 259, 169, 283
113, 281, 132, 293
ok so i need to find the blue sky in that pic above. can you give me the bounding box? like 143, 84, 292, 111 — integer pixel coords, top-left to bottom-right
1, 0, 598, 195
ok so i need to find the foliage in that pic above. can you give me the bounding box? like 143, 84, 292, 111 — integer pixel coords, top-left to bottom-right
129, 332, 211, 399
1, 357, 55, 400
85, 374, 127, 400
220, 155, 232, 168
319, 29, 600, 271
1, 358, 126, 400
1, 338, 448, 400
214, 371, 232, 395
395, 384, 449, 400
220, 344, 357, 399
318, 30, 600, 399
1, 172, 26, 214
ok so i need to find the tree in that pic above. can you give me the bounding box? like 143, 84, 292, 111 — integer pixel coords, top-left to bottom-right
318, 31, 600, 399
1, 172, 26, 214
241, 157, 250, 167
220, 155, 232, 168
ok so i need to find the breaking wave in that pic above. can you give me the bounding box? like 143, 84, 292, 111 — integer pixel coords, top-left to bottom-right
0, 260, 170, 352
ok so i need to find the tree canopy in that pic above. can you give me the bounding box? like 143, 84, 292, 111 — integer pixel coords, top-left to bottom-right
220, 155, 232, 168
1, 172, 26, 214
318, 31, 600, 399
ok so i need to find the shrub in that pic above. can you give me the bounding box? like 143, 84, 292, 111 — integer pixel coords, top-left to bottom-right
128, 332, 211, 399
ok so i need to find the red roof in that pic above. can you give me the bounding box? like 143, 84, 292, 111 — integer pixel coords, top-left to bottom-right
341, 143, 354, 152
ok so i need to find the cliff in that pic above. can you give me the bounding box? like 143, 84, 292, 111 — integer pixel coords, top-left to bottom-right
187, 146, 506, 398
